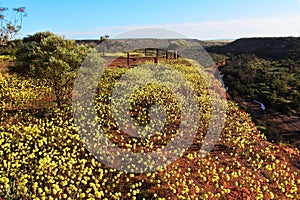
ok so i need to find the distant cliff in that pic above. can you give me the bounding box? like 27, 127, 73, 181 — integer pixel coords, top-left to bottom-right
207, 37, 300, 61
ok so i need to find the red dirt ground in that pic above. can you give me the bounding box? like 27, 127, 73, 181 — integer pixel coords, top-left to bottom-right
103, 56, 172, 67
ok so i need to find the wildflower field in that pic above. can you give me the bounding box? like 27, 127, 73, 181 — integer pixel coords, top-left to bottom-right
0, 61, 299, 199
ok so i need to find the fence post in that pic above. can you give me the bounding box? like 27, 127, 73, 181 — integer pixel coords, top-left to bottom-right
127, 52, 130, 66
166, 50, 168, 60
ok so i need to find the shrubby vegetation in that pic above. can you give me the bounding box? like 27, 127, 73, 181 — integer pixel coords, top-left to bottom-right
14, 32, 92, 108
209, 53, 228, 63
219, 54, 300, 115
0, 40, 23, 57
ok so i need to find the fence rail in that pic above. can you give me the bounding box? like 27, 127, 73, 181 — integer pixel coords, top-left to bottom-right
102, 48, 178, 67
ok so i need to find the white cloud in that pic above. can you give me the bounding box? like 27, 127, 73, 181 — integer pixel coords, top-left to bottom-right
61, 15, 300, 40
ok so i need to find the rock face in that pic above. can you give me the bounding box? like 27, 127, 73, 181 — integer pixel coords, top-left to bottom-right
237, 100, 300, 148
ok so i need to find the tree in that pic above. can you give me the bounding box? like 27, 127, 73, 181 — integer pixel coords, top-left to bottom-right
16, 32, 92, 108
99, 34, 110, 55
100, 34, 110, 43
0, 6, 26, 45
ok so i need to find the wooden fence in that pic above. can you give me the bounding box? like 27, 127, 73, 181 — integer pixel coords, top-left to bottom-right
103, 48, 178, 67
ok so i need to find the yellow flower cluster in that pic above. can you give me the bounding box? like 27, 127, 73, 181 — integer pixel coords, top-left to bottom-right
0, 73, 51, 110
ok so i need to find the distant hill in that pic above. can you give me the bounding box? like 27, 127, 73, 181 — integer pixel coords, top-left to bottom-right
207, 37, 300, 61
75, 37, 300, 61
75, 39, 230, 49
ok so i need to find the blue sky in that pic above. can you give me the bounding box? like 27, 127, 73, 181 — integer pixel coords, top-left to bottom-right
2, 0, 300, 40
